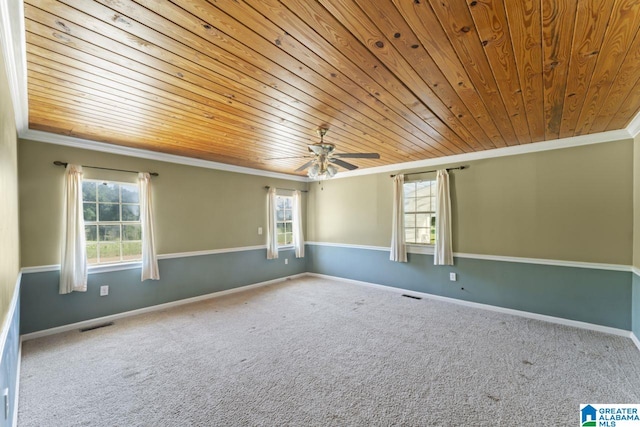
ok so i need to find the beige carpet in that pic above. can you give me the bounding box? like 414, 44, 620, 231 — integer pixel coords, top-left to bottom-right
18, 276, 640, 426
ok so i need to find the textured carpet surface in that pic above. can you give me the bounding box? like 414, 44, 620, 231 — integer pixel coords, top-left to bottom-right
18, 277, 640, 426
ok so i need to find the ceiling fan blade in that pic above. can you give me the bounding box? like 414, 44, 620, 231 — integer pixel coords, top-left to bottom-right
330, 158, 359, 170
295, 159, 315, 172
333, 152, 380, 159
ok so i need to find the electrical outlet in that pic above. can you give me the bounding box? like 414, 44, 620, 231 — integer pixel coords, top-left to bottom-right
285, 258, 288, 265
258, 227, 263, 235
100, 285, 109, 296
3, 388, 8, 420
449, 272, 457, 281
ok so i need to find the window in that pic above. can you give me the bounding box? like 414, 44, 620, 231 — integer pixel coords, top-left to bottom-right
276, 195, 293, 246
82, 180, 142, 264
404, 180, 436, 244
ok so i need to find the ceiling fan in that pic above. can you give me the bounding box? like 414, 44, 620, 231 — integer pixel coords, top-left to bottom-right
275, 129, 380, 179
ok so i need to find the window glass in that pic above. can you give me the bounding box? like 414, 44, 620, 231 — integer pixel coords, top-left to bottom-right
404, 179, 436, 245
83, 180, 142, 264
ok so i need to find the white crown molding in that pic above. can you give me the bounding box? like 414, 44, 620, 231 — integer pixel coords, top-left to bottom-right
20, 129, 309, 182
0, 0, 27, 133
627, 112, 640, 139
2, 0, 639, 180
333, 127, 634, 180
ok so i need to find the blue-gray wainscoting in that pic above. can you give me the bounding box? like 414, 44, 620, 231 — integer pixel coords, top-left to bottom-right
306, 245, 632, 330
21, 249, 305, 334
633, 271, 640, 339
1, 281, 19, 427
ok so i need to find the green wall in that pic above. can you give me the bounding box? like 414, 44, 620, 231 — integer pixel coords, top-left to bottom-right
0, 37, 20, 333
18, 140, 308, 267
308, 140, 634, 265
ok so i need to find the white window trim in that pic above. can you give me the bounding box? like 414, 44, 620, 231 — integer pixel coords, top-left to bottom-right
82, 178, 142, 266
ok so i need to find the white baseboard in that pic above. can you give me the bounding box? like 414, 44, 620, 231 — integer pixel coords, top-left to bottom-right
21, 273, 306, 341
12, 340, 21, 427
306, 273, 633, 339
632, 332, 640, 352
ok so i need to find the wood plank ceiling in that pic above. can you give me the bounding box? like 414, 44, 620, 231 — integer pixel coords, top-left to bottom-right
24, 0, 640, 175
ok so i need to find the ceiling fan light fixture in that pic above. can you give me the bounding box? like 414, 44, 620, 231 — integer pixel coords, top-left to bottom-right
327, 164, 337, 177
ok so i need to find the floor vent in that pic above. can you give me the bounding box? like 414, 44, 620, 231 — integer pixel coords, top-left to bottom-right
401, 294, 422, 300
80, 322, 114, 333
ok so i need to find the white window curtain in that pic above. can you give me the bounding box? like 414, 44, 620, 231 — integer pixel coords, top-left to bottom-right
266, 187, 278, 259
434, 169, 454, 265
292, 190, 305, 258
390, 174, 407, 262
139, 172, 160, 281
59, 164, 87, 294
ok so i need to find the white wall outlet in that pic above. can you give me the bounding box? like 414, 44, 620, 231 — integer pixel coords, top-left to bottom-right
3, 388, 8, 420
285, 258, 288, 265
100, 285, 109, 296
449, 272, 457, 281
258, 226, 263, 235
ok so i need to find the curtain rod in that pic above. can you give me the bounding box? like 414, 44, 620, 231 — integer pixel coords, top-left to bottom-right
390, 165, 467, 178
53, 161, 159, 177
264, 186, 308, 193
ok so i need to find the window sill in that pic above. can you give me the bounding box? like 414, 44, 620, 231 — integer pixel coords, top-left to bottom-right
88, 261, 142, 274
277, 245, 295, 251
406, 244, 434, 255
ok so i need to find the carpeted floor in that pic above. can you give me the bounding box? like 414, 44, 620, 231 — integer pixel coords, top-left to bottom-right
18, 276, 640, 426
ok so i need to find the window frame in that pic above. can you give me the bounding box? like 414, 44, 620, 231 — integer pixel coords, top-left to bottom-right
82, 179, 143, 265
403, 179, 437, 246
275, 195, 294, 248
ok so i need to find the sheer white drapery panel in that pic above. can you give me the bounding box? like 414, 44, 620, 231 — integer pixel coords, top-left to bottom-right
59, 164, 87, 294
390, 174, 407, 263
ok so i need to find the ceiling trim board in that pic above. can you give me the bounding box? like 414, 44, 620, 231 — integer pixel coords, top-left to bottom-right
332, 128, 634, 180
20, 129, 309, 182
0, 0, 27, 133
2, 0, 639, 180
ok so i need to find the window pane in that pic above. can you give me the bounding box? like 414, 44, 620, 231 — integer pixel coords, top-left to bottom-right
82, 181, 97, 202
416, 213, 430, 228
285, 222, 293, 233
277, 223, 285, 234
431, 216, 436, 227
404, 197, 416, 212
431, 227, 436, 244
86, 242, 98, 264
85, 225, 97, 242
284, 197, 292, 208
416, 228, 430, 244
276, 209, 285, 221
277, 233, 286, 244
83, 203, 97, 221
416, 181, 433, 197
99, 203, 120, 221
99, 225, 120, 242
98, 182, 120, 202
405, 228, 415, 244
403, 182, 416, 198
123, 224, 141, 241
416, 197, 434, 212
276, 197, 285, 209
122, 204, 140, 221
122, 242, 142, 261
285, 233, 293, 245
284, 209, 292, 221
121, 184, 139, 203
98, 242, 120, 263
404, 214, 415, 228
